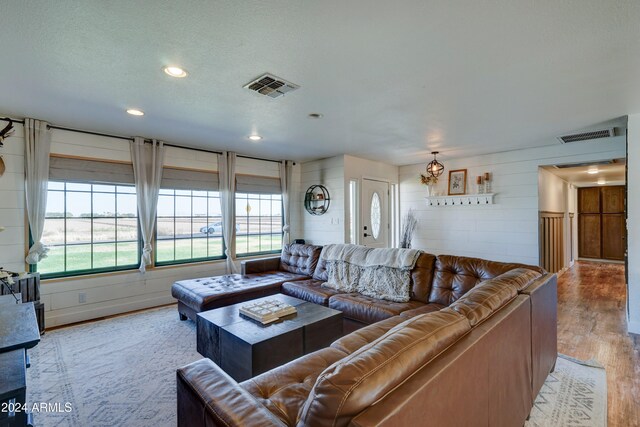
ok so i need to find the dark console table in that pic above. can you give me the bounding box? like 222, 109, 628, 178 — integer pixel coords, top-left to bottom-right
197, 294, 343, 382
0, 274, 44, 334
0, 295, 40, 426
0, 350, 27, 426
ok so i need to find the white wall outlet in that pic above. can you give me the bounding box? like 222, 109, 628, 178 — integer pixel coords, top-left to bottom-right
331, 217, 340, 225
79, 292, 86, 304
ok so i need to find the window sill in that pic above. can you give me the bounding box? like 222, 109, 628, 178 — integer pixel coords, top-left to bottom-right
42, 267, 141, 284
40, 257, 238, 284
39, 253, 282, 284
151, 258, 226, 271
236, 250, 281, 259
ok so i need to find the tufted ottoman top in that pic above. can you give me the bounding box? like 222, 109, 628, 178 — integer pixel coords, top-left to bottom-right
171, 271, 310, 312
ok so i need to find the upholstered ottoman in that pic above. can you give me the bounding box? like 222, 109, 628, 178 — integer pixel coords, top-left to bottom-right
171, 244, 322, 321
172, 272, 310, 321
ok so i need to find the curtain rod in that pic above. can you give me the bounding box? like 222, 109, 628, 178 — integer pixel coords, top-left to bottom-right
237, 154, 282, 164
0, 117, 292, 161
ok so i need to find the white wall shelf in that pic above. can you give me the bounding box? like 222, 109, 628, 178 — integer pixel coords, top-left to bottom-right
425, 193, 495, 207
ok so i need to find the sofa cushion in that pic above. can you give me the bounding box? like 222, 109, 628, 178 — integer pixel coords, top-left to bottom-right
281, 279, 344, 306
312, 256, 329, 281
399, 303, 445, 319
279, 244, 322, 276
449, 268, 542, 326
428, 255, 543, 306
171, 272, 308, 312
330, 316, 406, 354
409, 252, 437, 302
328, 293, 425, 324
241, 347, 347, 426
298, 309, 471, 427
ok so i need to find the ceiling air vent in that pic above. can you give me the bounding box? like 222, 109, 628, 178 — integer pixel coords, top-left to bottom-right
557, 128, 615, 144
244, 73, 299, 99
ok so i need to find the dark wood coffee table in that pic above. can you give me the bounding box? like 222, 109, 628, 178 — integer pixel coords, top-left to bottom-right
197, 294, 343, 381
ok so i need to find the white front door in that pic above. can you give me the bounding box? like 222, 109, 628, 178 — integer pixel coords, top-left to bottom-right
361, 178, 390, 248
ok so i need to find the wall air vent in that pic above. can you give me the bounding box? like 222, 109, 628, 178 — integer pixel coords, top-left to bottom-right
244, 73, 299, 99
557, 128, 615, 144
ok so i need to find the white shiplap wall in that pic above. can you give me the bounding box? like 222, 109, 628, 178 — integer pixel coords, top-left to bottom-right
399, 137, 626, 266
0, 126, 27, 274
300, 156, 346, 245
0, 124, 299, 327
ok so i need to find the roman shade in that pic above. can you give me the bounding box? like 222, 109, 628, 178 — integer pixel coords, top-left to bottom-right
235, 174, 280, 194
49, 156, 135, 184
161, 167, 219, 191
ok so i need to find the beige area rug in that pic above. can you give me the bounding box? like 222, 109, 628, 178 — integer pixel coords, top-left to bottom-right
526, 355, 607, 427
27, 307, 607, 427
27, 306, 201, 427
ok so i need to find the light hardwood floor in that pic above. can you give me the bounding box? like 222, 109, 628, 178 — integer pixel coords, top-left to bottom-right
557, 261, 640, 426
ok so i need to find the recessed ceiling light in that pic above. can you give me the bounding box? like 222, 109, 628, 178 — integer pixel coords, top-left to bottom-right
163, 66, 188, 78
597, 179, 606, 185
126, 108, 144, 116
308, 113, 323, 119
248, 135, 262, 141
587, 169, 599, 174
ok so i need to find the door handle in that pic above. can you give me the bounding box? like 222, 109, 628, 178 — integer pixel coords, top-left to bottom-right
364, 233, 370, 237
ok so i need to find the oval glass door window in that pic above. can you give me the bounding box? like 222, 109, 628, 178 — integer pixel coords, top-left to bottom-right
371, 192, 381, 239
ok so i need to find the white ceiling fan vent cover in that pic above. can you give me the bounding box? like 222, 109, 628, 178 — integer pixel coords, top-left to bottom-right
244, 73, 300, 99
557, 128, 615, 144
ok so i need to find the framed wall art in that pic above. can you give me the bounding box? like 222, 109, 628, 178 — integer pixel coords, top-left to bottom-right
448, 169, 467, 195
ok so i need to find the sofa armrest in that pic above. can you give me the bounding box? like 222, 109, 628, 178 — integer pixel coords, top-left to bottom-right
241, 257, 281, 275
520, 273, 558, 400
177, 359, 285, 427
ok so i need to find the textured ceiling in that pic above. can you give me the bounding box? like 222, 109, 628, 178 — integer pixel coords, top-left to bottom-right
1, 1, 639, 164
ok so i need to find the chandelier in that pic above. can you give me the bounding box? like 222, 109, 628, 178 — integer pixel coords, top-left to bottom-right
426, 151, 444, 177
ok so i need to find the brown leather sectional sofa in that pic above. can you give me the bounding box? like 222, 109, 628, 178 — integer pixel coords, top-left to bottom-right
176, 245, 557, 427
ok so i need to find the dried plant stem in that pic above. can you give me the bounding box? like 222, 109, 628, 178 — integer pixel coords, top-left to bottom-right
400, 209, 418, 249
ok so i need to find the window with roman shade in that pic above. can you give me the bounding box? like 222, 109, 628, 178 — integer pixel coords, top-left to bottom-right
234, 160, 283, 256
36, 156, 140, 278
155, 165, 224, 265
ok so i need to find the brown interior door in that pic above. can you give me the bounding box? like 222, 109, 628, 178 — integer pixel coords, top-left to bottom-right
579, 187, 600, 213
579, 213, 601, 258
601, 186, 625, 213
578, 185, 626, 261
602, 214, 625, 260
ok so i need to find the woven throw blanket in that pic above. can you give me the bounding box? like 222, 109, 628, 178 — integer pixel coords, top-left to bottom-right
320, 244, 421, 302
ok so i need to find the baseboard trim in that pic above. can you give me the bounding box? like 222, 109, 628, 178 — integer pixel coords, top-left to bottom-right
577, 258, 625, 265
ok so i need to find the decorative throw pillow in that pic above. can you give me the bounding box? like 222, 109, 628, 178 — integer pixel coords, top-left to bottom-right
356, 266, 412, 302
322, 261, 360, 292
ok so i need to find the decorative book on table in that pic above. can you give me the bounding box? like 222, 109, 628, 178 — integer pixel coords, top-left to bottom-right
239, 300, 297, 324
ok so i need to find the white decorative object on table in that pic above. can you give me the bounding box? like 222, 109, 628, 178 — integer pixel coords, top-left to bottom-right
239, 300, 297, 324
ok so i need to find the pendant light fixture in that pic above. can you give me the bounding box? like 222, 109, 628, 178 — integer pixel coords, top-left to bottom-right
426, 151, 445, 177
